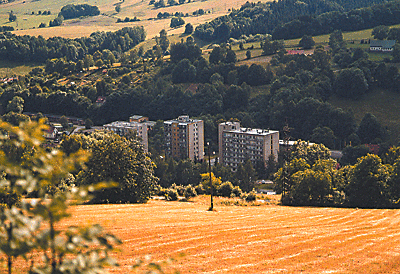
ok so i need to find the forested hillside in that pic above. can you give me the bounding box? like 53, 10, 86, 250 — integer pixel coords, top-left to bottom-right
194, 0, 399, 41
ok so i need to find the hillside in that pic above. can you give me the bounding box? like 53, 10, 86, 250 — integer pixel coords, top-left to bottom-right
0, 0, 270, 39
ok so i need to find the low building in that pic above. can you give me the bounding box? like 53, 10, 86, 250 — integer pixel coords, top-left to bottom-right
219, 121, 279, 171
103, 121, 148, 152
370, 40, 396, 52
164, 115, 204, 161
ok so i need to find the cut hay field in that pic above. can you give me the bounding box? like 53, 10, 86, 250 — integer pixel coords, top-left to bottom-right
1, 0, 271, 40
43, 197, 400, 273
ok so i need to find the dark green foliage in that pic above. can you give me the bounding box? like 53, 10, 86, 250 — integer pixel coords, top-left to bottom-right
165, 188, 179, 200
183, 184, 197, 199
0, 26, 146, 63
172, 59, 196, 83
77, 131, 158, 203
357, 113, 385, 144
59, 4, 100, 20
299, 35, 315, 49
372, 25, 390, 40
335, 68, 368, 99
246, 50, 251, 59
185, 23, 194, 34
170, 40, 202, 63
8, 11, 16, 22
340, 145, 371, 166
217, 181, 234, 197
170, 17, 185, 28
195, 0, 390, 41
346, 154, 390, 208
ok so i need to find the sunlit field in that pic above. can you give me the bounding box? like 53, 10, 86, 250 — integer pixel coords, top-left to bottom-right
44, 196, 400, 273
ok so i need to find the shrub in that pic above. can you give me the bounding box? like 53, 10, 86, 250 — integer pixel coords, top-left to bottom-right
231, 186, 242, 197
195, 184, 205, 195
217, 181, 234, 197
165, 188, 179, 201
184, 184, 197, 199
244, 190, 257, 202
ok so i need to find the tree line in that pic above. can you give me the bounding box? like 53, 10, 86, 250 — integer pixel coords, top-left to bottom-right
0, 26, 146, 62
194, 0, 395, 42
276, 141, 400, 208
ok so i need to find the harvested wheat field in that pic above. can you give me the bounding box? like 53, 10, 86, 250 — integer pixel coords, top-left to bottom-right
57, 196, 400, 274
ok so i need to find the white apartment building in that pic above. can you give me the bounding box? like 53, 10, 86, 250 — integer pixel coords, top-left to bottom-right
103, 121, 148, 152
164, 115, 204, 161
219, 121, 279, 171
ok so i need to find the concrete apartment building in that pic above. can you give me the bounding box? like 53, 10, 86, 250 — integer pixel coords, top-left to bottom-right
164, 115, 204, 161
219, 121, 279, 171
103, 121, 148, 152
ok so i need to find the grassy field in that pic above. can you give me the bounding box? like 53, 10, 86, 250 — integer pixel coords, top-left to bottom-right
329, 88, 400, 145
24, 197, 399, 273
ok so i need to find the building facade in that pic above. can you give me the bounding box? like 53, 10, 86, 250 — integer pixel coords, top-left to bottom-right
219, 121, 279, 171
103, 121, 148, 152
164, 115, 204, 161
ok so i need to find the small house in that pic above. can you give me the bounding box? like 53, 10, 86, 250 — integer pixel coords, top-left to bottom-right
370, 40, 396, 52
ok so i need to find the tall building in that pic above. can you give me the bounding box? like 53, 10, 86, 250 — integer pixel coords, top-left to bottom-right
219, 121, 279, 171
103, 121, 148, 152
164, 115, 204, 161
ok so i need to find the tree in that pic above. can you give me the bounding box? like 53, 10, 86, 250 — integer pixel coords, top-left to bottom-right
310, 126, 336, 149
335, 67, 368, 99
184, 23, 193, 34
289, 140, 331, 166
299, 35, 315, 49
357, 113, 385, 144
77, 131, 158, 203
157, 29, 170, 52
172, 58, 196, 83
115, 4, 121, 13
6, 96, 24, 114
329, 30, 345, 52
83, 54, 94, 70
340, 145, 371, 166
209, 46, 225, 64
392, 44, 400, 62
372, 25, 389, 40
225, 49, 237, 63
8, 11, 16, 22
346, 154, 390, 208
170, 17, 185, 28
0, 120, 120, 274
246, 50, 251, 59
200, 172, 221, 194
59, 115, 69, 129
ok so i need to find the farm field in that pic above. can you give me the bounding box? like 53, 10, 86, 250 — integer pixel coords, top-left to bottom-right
1, 0, 271, 39
47, 197, 400, 273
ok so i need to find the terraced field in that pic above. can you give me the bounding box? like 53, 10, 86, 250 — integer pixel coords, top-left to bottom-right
58, 197, 400, 274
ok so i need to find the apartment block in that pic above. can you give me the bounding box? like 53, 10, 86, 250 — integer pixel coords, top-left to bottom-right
219, 121, 279, 171
164, 115, 204, 161
103, 121, 148, 152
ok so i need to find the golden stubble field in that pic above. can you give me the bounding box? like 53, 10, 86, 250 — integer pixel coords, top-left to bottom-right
2, 0, 271, 39
55, 197, 400, 274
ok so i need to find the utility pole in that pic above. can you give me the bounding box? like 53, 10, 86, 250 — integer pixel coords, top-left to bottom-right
208, 142, 213, 211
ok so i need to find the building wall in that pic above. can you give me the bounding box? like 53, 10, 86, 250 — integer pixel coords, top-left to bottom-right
103, 121, 148, 152
164, 116, 204, 161
219, 122, 279, 171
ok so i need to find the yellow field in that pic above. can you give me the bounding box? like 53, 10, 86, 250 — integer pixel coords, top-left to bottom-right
42, 196, 400, 274
1, 0, 271, 39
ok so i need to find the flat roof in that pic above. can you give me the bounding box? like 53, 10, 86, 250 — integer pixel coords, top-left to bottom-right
224, 127, 279, 136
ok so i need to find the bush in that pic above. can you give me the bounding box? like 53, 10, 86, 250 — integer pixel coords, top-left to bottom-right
195, 184, 205, 195
217, 181, 234, 197
184, 184, 197, 199
231, 186, 242, 197
244, 190, 257, 202
165, 188, 179, 201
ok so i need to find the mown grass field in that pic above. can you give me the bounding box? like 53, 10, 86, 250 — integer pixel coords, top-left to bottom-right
34, 197, 400, 274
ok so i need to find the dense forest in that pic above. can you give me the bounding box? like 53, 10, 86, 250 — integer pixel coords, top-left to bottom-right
194, 0, 400, 41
